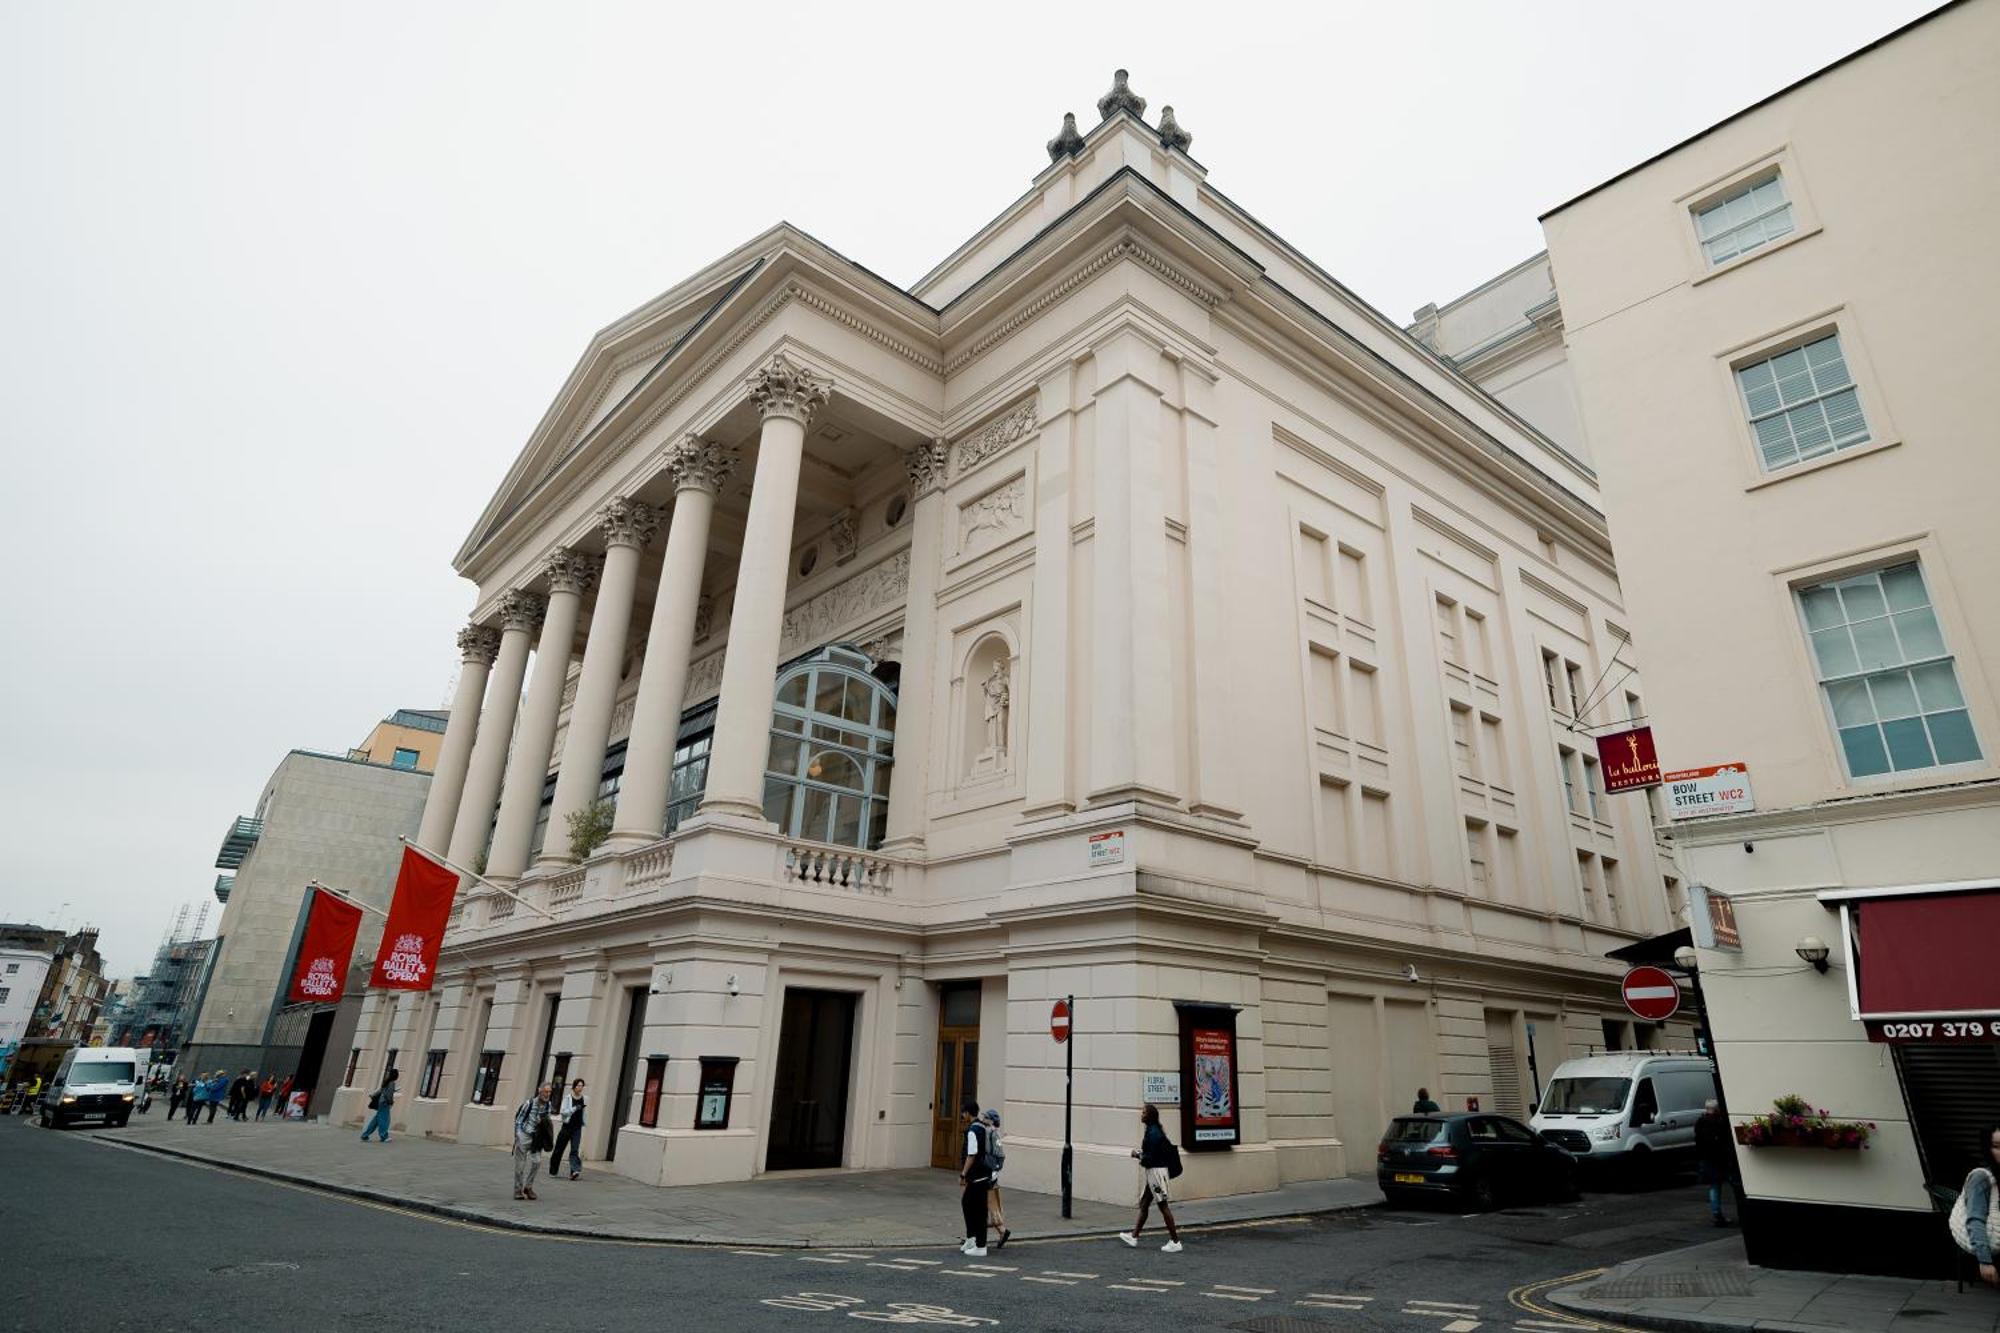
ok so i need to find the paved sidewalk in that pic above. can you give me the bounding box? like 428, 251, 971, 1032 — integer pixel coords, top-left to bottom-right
1548, 1236, 2000, 1333
85, 1114, 1377, 1247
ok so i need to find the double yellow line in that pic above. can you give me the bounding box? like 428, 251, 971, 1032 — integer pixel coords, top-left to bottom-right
1509, 1268, 1655, 1333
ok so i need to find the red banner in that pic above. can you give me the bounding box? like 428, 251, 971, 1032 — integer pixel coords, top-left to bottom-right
368, 846, 460, 992
1595, 726, 1662, 793
287, 888, 365, 1004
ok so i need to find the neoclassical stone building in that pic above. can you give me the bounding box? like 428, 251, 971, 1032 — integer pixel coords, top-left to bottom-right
336, 73, 1686, 1200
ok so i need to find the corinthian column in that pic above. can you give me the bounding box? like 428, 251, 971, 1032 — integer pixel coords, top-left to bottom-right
608, 438, 737, 850
536, 498, 658, 867
699, 353, 830, 821
880, 439, 950, 851
445, 592, 543, 867
485, 551, 597, 880
415, 624, 501, 853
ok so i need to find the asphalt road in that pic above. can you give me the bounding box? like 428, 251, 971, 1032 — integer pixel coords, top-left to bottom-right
0, 1115, 1723, 1332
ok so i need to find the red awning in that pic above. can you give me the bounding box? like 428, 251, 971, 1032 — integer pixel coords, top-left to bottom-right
1840, 885, 2000, 1038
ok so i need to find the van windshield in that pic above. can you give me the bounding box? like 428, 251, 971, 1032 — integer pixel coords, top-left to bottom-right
1539, 1076, 1630, 1115
68, 1061, 136, 1085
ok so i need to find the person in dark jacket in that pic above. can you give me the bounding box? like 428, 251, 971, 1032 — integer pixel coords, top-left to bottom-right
956, 1098, 995, 1256
1694, 1098, 1740, 1225
548, 1078, 587, 1181
228, 1070, 255, 1121
359, 1067, 397, 1143
168, 1076, 188, 1120
1118, 1103, 1183, 1252
1412, 1088, 1442, 1114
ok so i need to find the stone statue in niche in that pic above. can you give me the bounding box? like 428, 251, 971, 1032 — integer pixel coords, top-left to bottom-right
975, 657, 1012, 774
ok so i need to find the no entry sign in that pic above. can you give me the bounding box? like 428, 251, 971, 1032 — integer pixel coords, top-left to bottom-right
1050, 998, 1071, 1043
1622, 966, 1681, 1022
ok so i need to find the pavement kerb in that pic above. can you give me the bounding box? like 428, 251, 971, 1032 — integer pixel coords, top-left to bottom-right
91, 1133, 1345, 1249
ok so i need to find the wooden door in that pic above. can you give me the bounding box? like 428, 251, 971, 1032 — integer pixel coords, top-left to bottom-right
929, 983, 982, 1168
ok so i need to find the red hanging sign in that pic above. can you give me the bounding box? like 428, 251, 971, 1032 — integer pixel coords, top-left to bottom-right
287, 887, 365, 1004
1595, 726, 1662, 793
368, 846, 460, 991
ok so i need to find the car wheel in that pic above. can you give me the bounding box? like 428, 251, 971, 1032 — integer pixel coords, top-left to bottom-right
113, 1113, 131, 1129
1465, 1174, 1499, 1211
37, 1108, 51, 1129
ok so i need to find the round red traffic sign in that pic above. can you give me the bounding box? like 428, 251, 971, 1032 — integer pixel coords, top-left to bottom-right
1622, 966, 1682, 1022
1050, 999, 1071, 1044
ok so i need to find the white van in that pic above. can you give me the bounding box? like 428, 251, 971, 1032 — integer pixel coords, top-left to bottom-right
40, 1046, 143, 1130
1529, 1052, 1717, 1172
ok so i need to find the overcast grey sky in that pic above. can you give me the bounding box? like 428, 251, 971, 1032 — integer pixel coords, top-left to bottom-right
1, 1, 1936, 976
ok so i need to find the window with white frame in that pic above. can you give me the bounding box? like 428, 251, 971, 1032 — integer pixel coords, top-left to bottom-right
1558, 745, 1581, 814
1694, 174, 1795, 266
1800, 562, 1981, 778
1737, 332, 1870, 472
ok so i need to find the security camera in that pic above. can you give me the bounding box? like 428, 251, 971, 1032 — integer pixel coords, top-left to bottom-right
1402, 964, 1421, 983
726, 973, 740, 996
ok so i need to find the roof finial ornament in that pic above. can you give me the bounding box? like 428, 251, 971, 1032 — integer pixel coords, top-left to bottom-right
1046, 112, 1085, 162
1097, 68, 1146, 123
1157, 105, 1191, 153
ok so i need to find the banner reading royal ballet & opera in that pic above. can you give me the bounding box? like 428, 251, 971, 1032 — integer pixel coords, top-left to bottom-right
368, 846, 459, 992
286, 887, 366, 1004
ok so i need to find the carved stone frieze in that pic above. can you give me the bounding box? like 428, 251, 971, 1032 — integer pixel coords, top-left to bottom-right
746, 352, 832, 426
953, 401, 1037, 476
499, 591, 547, 634
778, 550, 911, 660
665, 435, 738, 496
693, 594, 715, 641
1046, 112, 1084, 162
906, 438, 950, 496
456, 624, 502, 666
1097, 68, 1146, 122
545, 549, 601, 598
958, 478, 1027, 550
683, 648, 724, 704
598, 497, 658, 551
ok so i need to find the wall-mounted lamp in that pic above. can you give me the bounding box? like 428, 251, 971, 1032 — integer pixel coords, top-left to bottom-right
1795, 936, 1831, 973
1672, 945, 1699, 972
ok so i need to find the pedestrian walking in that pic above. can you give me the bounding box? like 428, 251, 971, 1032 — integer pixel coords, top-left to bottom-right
1117, 1102, 1183, 1253
359, 1067, 397, 1142
275, 1074, 294, 1118
1694, 1099, 1740, 1226
1950, 1120, 2000, 1289
1411, 1087, 1441, 1113
204, 1072, 225, 1123
169, 1076, 187, 1120
981, 1109, 1011, 1248
955, 1098, 996, 1257
256, 1075, 275, 1121
185, 1074, 205, 1125
228, 1070, 254, 1121
548, 1078, 587, 1182
513, 1082, 554, 1200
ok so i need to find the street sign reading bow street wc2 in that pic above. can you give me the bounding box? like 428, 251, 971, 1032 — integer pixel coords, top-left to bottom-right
1622, 966, 1681, 1022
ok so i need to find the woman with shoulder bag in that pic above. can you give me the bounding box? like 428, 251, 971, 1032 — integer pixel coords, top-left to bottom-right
1951, 1121, 2000, 1288
1117, 1103, 1183, 1253
359, 1067, 397, 1143
549, 1078, 587, 1182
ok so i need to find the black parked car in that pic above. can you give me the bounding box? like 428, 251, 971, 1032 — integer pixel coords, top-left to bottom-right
1377, 1113, 1580, 1210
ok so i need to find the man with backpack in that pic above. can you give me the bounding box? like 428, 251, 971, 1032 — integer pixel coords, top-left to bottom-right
1118, 1102, 1184, 1252
956, 1097, 997, 1257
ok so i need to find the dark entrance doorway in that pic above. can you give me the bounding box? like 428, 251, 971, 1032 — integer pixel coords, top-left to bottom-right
930, 982, 981, 1168
766, 988, 857, 1171
606, 987, 648, 1162
296, 1008, 337, 1096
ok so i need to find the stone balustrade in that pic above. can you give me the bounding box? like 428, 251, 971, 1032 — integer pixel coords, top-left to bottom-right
784, 841, 895, 894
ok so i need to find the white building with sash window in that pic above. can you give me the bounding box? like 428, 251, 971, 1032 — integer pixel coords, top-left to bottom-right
335, 71, 1687, 1200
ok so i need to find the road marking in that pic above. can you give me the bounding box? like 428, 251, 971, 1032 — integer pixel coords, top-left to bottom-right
1019, 1276, 1076, 1285
1508, 1268, 1652, 1333
732, 1249, 780, 1256
1215, 1284, 1276, 1294
799, 1256, 849, 1264
941, 1269, 998, 1279
899, 1259, 944, 1266
824, 1251, 875, 1259
1125, 1278, 1182, 1286
1302, 1300, 1370, 1310
1309, 1293, 1376, 1302
965, 1264, 1018, 1272
868, 1262, 923, 1272
1041, 1270, 1098, 1279
1205, 1291, 1262, 1302
1409, 1301, 1481, 1311
1107, 1284, 1166, 1293
1444, 1320, 1482, 1332
1517, 1322, 1592, 1331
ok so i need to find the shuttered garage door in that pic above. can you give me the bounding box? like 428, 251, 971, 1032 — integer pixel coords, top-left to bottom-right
1894, 1043, 2000, 1186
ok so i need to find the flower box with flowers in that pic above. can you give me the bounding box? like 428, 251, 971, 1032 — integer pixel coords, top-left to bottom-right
1734, 1094, 1875, 1150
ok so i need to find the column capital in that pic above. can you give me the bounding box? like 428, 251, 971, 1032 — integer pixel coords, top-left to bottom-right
455, 624, 502, 666
746, 352, 831, 426
544, 549, 601, 597
598, 497, 659, 552
499, 591, 547, 633
905, 437, 950, 497
664, 435, 739, 496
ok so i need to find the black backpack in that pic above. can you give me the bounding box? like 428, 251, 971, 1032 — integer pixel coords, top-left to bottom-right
1165, 1138, 1184, 1179
973, 1123, 1002, 1177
